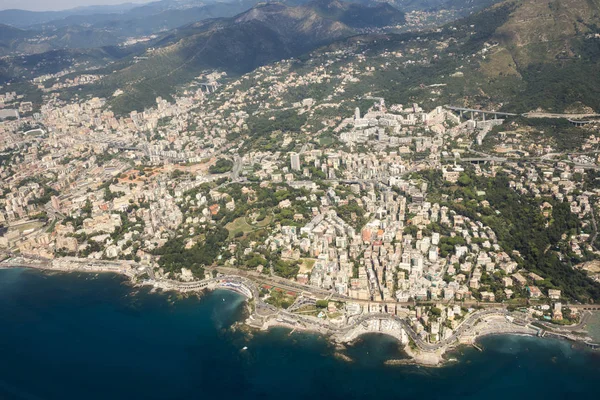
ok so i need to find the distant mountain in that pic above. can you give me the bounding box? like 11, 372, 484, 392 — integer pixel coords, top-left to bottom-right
288, 0, 600, 114
88, 1, 405, 113
382, 0, 501, 13
0, 46, 138, 85
137, 0, 404, 73
0, 1, 262, 56
309, 0, 405, 28
470, 0, 600, 112
0, 0, 403, 36
89, 1, 258, 36
0, 1, 253, 29
0, 2, 145, 28
411, 0, 600, 112
0, 24, 29, 41
29, 1, 258, 34
98, 2, 352, 86
0, 24, 33, 55
485, 0, 600, 66
0, 24, 123, 57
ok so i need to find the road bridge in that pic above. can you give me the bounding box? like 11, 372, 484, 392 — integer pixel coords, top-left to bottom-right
446, 107, 600, 125
525, 112, 600, 119
568, 119, 598, 127
444, 156, 507, 164
199, 81, 220, 93
445, 105, 518, 121
569, 304, 600, 311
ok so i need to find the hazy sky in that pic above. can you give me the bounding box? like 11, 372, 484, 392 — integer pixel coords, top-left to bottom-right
0, 0, 153, 12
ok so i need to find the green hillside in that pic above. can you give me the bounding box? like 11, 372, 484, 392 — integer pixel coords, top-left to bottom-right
94, 1, 406, 114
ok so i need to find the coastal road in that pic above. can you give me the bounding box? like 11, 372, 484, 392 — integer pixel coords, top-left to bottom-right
214, 266, 510, 309
0, 255, 506, 311
4, 256, 584, 353
151, 273, 543, 354
149, 272, 486, 353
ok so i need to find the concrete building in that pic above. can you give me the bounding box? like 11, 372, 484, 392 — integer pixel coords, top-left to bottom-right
290, 152, 301, 171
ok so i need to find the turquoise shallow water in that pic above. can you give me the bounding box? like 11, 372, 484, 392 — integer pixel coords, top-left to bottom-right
1, 268, 600, 400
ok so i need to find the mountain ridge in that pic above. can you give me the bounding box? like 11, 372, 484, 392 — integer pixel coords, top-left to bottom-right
88, 1, 406, 113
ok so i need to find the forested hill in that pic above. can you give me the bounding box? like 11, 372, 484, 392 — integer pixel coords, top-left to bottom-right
85, 1, 407, 113
422, 170, 600, 303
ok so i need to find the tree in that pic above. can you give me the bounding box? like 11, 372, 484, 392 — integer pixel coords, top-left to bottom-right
316, 300, 329, 309
81, 199, 93, 215
154, 226, 229, 277
273, 259, 300, 279
209, 158, 234, 174
457, 173, 472, 186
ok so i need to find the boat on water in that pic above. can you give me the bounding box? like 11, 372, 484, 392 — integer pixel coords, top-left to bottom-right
242, 346, 248, 351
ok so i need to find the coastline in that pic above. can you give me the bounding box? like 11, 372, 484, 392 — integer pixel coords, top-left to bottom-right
3, 267, 600, 400
2, 258, 598, 367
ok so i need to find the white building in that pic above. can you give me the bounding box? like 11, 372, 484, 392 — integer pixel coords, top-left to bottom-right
290, 152, 301, 171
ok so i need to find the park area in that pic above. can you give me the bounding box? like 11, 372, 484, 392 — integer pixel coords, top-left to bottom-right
225, 215, 272, 239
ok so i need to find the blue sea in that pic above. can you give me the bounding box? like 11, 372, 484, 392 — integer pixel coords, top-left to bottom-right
1, 268, 600, 400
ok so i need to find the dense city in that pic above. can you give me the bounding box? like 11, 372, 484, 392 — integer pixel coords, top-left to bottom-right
2, 40, 600, 364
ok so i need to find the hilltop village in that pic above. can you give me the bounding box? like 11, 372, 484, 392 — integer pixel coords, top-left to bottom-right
2, 42, 600, 363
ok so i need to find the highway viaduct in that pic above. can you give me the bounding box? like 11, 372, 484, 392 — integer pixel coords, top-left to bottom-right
444, 105, 518, 121
445, 105, 600, 126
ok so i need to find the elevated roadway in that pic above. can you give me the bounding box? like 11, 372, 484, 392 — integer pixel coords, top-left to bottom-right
446, 106, 600, 124
445, 105, 518, 119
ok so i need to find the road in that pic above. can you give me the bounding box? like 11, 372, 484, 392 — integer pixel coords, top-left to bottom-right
4, 254, 598, 312
447, 105, 600, 120
231, 155, 243, 181
6, 255, 599, 351
537, 310, 592, 332
125, 271, 595, 352
524, 112, 600, 119
214, 266, 512, 309
591, 206, 599, 251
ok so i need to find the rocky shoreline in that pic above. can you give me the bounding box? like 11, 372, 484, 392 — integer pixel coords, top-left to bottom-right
3, 260, 598, 367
